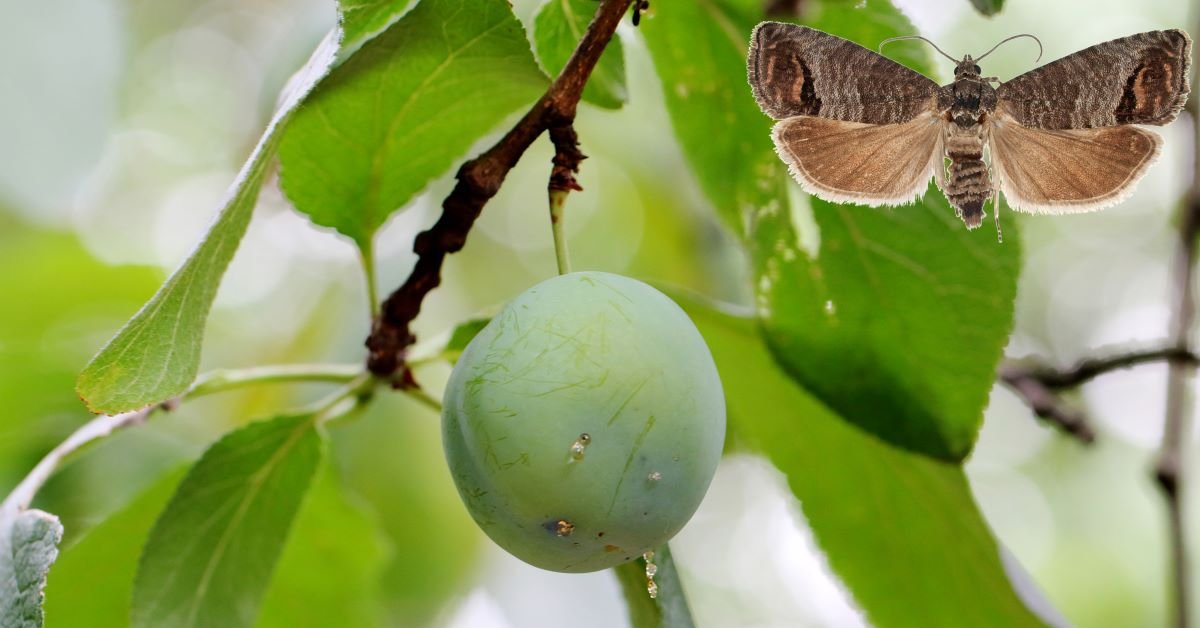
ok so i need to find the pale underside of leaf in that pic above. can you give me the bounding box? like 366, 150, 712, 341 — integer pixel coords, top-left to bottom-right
0, 509, 63, 628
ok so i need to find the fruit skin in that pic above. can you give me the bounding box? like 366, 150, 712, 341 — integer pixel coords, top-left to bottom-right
442, 271, 725, 573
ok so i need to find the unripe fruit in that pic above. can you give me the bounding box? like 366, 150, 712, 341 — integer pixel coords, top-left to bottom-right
442, 271, 725, 573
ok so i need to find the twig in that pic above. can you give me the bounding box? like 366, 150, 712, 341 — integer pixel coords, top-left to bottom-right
1156, 19, 1200, 625
997, 362, 1096, 444
1, 363, 370, 520
364, 0, 637, 378
1005, 348, 1199, 390
1159, 128, 1200, 628
1000, 347, 1200, 444
1, 406, 159, 516
187, 363, 363, 397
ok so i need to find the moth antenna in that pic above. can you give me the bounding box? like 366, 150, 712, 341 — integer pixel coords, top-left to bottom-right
878, 35, 958, 65
975, 33, 1043, 63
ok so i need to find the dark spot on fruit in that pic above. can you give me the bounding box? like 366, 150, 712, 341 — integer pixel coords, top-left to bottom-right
544, 518, 575, 536
604, 544, 621, 552
597, 532, 605, 538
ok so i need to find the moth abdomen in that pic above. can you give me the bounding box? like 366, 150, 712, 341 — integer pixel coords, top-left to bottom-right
945, 154, 992, 229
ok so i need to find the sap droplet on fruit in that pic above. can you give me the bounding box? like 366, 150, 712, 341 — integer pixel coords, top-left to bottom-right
647, 471, 662, 483
643, 550, 659, 599
567, 433, 591, 462
552, 519, 575, 537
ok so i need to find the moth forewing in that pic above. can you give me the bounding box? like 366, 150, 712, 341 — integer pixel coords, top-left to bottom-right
987, 114, 1163, 214
996, 29, 1191, 130
771, 113, 944, 206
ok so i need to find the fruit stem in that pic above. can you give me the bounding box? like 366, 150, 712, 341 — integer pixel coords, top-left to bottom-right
614, 543, 696, 627
549, 188, 573, 275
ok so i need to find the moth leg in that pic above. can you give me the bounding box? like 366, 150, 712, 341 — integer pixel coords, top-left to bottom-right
991, 186, 1002, 243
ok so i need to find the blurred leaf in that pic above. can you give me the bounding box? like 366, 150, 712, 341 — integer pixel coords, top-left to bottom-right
43, 468, 186, 627
534, 0, 627, 109
0, 225, 161, 490
76, 36, 341, 415
690, 307, 1045, 627
804, 0, 933, 73
256, 462, 386, 628
443, 317, 491, 363
969, 0, 1005, 16
640, 0, 779, 237
645, 0, 1015, 460
277, 0, 548, 249
330, 392, 479, 624
0, 509, 62, 628
337, 0, 413, 51
132, 414, 322, 628
614, 545, 695, 628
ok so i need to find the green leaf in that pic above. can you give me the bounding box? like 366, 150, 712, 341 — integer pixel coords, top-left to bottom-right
132, 415, 323, 628
75, 36, 342, 414
968, 0, 1004, 16
337, 0, 413, 51
803, 0, 934, 74
256, 462, 386, 628
690, 307, 1046, 627
756, 192, 1019, 460
640, 0, 779, 236
614, 544, 695, 628
645, 0, 1016, 460
277, 0, 549, 248
43, 469, 186, 627
442, 317, 491, 363
534, 0, 627, 109
0, 224, 161, 489
0, 509, 63, 628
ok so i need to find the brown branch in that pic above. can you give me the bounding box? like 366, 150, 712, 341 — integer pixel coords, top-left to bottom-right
997, 362, 1096, 444
999, 347, 1199, 444
365, 0, 636, 378
1011, 348, 1199, 390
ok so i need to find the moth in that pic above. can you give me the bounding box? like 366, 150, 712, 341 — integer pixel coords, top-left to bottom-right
747, 23, 1192, 230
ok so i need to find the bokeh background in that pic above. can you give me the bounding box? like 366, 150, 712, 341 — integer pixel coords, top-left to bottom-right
0, 0, 1196, 625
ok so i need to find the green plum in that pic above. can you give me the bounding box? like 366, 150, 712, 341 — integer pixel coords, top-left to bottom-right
442, 271, 725, 573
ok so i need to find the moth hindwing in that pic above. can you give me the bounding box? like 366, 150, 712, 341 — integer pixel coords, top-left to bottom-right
747, 23, 1191, 230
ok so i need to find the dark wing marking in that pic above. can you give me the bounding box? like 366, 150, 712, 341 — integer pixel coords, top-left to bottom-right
748, 22, 939, 125
997, 30, 1191, 130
